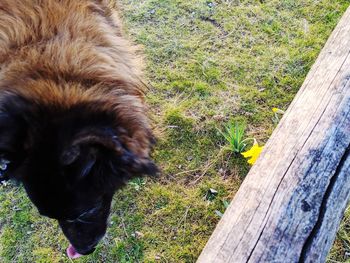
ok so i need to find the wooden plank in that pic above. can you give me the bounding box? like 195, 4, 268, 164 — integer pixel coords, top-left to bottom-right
197, 7, 350, 263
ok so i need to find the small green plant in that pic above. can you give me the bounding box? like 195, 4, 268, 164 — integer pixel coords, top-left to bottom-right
215, 199, 230, 218
219, 121, 252, 153
272, 107, 285, 124
204, 188, 218, 201
129, 178, 146, 191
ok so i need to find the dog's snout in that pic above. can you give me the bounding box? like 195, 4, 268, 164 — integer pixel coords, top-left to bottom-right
75, 244, 97, 255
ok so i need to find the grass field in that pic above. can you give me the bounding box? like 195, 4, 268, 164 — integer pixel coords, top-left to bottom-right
0, 0, 349, 262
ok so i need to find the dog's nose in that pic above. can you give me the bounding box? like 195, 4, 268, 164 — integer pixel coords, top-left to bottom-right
75, 244, 97, 255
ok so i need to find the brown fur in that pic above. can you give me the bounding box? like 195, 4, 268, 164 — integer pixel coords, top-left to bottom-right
0, 0, 153, 158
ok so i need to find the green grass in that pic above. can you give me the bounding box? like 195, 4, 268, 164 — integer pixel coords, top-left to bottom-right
328, 207, 350, 263
1, 0, 349, 262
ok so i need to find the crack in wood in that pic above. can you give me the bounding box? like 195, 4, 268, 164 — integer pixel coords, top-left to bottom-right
299, 144, 350, 262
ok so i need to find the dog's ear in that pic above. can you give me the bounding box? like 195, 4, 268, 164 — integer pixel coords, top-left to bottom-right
112, 148, 158, 178
61, 129, 157, 181
61, 144, 97, 180
60, 131, 115, 180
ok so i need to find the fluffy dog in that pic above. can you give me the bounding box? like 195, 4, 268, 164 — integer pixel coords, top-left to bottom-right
0, 0, 157, 257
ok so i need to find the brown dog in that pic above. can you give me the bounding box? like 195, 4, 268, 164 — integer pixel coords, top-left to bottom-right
0, 0, 157, 258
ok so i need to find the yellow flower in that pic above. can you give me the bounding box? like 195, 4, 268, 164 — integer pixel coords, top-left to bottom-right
241, 141, 263, 165
272, 107, 285, 114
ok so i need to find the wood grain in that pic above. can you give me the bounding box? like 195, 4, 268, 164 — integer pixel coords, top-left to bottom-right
197, 6, 350, 263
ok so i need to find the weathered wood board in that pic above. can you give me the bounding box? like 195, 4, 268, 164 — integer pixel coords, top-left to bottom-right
197, 6, 350, 263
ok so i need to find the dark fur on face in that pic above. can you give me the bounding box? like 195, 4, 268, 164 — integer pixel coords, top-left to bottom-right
0, 0, 157, 255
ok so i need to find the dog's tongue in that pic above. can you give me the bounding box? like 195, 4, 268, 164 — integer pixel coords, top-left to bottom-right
67, 244, 83, 259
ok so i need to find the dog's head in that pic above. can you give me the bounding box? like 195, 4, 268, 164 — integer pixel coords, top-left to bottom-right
0, 93, 157, 255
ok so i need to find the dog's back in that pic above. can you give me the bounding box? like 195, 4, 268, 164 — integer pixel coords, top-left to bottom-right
0, 0, 152, 157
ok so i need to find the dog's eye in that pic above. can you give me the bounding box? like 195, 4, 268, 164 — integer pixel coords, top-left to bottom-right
66, 216, 94, 224
65, 205, 101, 224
